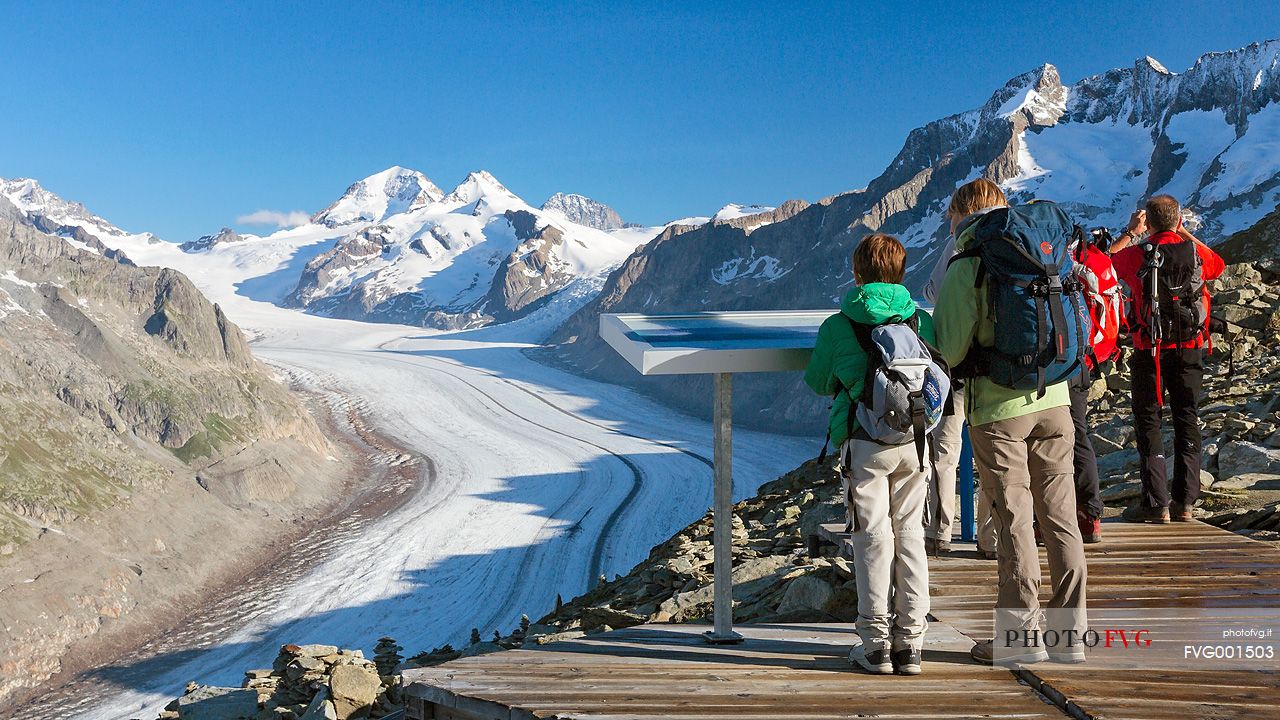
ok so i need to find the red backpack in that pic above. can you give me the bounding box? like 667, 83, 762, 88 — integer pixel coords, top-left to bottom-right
1073, 238, 1124, 369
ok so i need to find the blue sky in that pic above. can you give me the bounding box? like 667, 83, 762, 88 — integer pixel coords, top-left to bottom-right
1, 1, 1273, 241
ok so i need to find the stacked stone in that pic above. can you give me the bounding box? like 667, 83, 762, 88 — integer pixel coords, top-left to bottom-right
372, 637, 403, 677
158, 643, 399, 720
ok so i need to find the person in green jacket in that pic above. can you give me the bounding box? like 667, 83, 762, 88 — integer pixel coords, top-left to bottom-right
805, 233, 934, 677
932, 179, 1087, 666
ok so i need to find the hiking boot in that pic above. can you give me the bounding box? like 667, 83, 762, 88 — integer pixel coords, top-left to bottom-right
978, 546, 998, 560
892, 648, 922, 676
1170, 501, 1194, 522
849, 644, 893, 674
1120, 502, 1170, 524
970, 639, 1048, 666
1078, 512, 1102, 544
924, 537, 950, 556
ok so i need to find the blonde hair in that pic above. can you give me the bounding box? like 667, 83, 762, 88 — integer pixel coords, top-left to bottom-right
852, 234, 907, 284
948, 178, 1007, 219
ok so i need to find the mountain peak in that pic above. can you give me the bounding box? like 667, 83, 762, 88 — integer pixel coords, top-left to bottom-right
541, 192, 625, 230
984, 62, 1066, 124
1139, 55, 1172, 75
442, 170, 518, 207
180, 226, 246, 253
312, 166, 444, 227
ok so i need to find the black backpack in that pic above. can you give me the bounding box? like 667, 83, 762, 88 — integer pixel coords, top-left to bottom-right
1137, 238, 1206, 346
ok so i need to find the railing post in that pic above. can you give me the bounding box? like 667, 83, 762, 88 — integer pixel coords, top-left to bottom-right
959, 423, 976, 542
705, 372, 743, 644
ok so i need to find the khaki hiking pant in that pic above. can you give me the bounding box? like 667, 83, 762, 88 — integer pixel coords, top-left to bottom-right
841, 438, 930, 652
970, 406, 1087, 633
928, 387, 998, 551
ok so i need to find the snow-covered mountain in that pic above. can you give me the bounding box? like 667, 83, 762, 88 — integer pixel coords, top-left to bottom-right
550, 38, 1280, 431
541, 192, 626, 231
227, 168, 641, 328
711, 203, 775, 222
312, 166, 444, 226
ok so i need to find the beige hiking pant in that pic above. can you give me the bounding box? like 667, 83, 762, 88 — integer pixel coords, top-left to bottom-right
928, 388, 998, 551
841, 438, 930, 652
969, 406, 1087, 633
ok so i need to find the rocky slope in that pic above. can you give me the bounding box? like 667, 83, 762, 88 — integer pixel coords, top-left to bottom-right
547, 39, 1280, 433
0, 213, 338, 704
1218, 204, 1280, 263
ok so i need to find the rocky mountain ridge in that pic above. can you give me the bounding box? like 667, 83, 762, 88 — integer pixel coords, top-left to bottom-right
540, 192, 627, 231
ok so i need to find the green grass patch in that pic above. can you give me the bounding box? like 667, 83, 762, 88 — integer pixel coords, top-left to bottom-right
171, 413, 246, 463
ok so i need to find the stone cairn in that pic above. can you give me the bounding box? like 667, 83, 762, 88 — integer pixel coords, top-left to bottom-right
157, 641, 404, 720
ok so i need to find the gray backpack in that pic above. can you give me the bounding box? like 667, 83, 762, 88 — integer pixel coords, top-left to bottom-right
849, 313, 951, 470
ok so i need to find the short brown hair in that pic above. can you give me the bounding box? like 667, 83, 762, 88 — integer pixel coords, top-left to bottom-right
852, 233, 906, 284
1146, 194, 1181, 233
948, 178, 1007, 218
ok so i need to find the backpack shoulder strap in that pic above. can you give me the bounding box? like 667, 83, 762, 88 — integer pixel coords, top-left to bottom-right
844, 313, 875, 353
948, 247, 986, 287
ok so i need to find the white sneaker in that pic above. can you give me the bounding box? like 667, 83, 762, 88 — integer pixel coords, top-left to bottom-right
849, 644, 893, 674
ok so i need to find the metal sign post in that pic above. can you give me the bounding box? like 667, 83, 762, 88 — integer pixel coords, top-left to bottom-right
710, 372, 737, 643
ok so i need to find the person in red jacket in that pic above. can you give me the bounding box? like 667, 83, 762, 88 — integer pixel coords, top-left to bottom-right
1111, 195, 1225, 523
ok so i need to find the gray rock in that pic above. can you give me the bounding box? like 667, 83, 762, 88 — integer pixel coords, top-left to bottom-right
1212, 473, 1280, 491
1097, 448, 1139, 480
175, 686, 258, 720
776, 574, 836, 614
531, 630, 586, 645
299, 690, 338, 720
1218, 441, 1280, 477
328, 663, 381, 719
1101, 482, 1142, 502
578, 605, 646, 630
1089, 432, 1125, 456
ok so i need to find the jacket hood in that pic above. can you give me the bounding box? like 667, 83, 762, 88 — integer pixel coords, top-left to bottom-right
841, 282, 918, 324
955, 205, 1005, 249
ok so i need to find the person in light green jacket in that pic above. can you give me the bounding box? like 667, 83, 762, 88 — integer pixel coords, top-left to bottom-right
932, 179, 1087, 666
804, 233, 934, 677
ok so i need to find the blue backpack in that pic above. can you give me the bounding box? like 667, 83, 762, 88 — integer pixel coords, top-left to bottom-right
949, 202, 1087, 396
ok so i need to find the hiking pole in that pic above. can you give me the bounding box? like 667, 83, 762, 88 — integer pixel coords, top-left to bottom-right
1145, 242, 1164, 410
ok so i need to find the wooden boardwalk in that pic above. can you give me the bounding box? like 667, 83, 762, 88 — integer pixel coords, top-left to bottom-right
929, 521, 1280, 719
404, 521, 1280, 719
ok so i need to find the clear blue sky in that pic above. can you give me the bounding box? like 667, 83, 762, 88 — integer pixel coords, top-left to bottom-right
1, 1, 1273, 241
